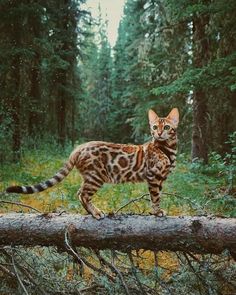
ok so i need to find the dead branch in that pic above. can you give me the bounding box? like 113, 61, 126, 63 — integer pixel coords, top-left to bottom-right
64, 226, 114, 282
0, 199, 42, 213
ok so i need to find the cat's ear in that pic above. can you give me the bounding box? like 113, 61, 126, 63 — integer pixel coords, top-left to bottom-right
148, 109, 159, 124
167, 108, 179, 126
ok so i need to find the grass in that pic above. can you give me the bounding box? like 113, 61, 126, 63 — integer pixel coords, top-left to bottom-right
0, 148, 235, 217
0, 147, 235, 294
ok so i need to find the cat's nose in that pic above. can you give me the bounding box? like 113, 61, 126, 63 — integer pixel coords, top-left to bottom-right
158, 131, 162, 136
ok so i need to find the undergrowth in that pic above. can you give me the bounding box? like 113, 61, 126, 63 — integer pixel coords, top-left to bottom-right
0, 143, 235, 294
0, 146, 235, 217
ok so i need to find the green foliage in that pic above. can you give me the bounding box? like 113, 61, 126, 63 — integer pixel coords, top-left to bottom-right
166, 252, 236, 295
190, 132, 236, 194
1, 150, 235, 293
0, 0, 88, 160
152, 52, 236, 95
0, 0, 235, 294
78, 12, 114, 141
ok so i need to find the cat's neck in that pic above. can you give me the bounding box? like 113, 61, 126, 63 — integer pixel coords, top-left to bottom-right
155, 138, 177, 149
153, 137, 177, 164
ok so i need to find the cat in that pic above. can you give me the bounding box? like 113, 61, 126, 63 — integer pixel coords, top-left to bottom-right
6, 108, 179, 219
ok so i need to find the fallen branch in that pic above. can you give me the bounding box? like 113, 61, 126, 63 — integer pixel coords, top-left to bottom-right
115, 193, 150, 214
95, 250, 130, 295
64, 226, 114, 282
0, 213, 235, 257
11, 250, 29, 295
128, 251, 147, 295
0, 200, 42, 213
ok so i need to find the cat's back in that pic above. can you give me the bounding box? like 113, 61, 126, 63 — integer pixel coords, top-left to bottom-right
71, 141, 139, 157
70, 140, 141, 163
69, 141, 146, 180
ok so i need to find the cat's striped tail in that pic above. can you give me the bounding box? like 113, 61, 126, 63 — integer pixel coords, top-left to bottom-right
6, 160, 74, 194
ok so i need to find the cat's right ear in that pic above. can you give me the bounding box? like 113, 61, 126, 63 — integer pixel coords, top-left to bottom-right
148, 109, 159, 124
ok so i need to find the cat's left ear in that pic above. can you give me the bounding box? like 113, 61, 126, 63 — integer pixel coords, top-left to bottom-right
167, 108, 179, 126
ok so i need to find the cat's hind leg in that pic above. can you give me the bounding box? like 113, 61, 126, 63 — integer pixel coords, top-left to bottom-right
78, 180, 104, 220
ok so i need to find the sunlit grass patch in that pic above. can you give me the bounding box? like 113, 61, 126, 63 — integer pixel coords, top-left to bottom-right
94, 182, 149, 215
1, 150, 235, 217
1, 149, 235, 292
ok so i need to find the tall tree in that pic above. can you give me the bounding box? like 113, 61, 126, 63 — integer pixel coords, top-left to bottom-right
191, 4, 210, 163
0, 0, 31, 160
111, 19, 133, 142
150, 0, 236, 159
95, 17, 113, 140
47, 0, 84, 147
113, 0, 149, 143
0, 0, 89, 161
79, 10, 113, 141
113, 0, 189, 145
27, 2, 43, 137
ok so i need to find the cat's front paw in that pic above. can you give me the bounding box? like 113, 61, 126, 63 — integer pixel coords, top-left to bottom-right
92, 208, 105, 220
150, 209, 166, 217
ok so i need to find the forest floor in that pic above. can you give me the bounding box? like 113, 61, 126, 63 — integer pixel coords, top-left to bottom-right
0, 147, 235, 294
1, 147, 235, 217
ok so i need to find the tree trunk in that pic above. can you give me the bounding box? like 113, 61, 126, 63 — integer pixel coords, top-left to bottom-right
55, 0, 70, 148
191, 10, 210, 164
56, 81, 66, 147
0, 213, 235, 257
11, 83, 21, 162
28, 55, 41, 136
28, 9, 41, 138
11, 27, 21, 161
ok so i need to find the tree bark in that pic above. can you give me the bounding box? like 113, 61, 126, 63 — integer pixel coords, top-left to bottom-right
191, 8, 210, 164
0, 213, 235, 257
28, 8, 41, 137
10, 9, 22, 161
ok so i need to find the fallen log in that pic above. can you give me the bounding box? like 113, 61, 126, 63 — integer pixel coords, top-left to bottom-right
0, 213, 235, 256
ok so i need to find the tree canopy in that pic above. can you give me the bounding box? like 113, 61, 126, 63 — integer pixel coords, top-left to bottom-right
0, 1, 235, 293
0, 0, 235, 161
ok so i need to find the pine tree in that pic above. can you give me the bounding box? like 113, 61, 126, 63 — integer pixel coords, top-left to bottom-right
111, 19, 133, 142
79, 10, 113, 141
0, 0, 40, 160
45, 0, 85, 147
191, 3, 210, 163
0, 0, 89, 160
113, 0, 189, 144
112, 0, 150, 143
150, 0, 236, 159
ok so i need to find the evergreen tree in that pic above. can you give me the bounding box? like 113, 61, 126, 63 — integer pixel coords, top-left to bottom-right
111, 19, 133, 142
95, 17, 113, 140
191, 3, 210, 163
151, 0, 236, 160
0, 0, 43, 160
79, 10, 113, 141
0, 0, 88, 161
112, 0, 150, 143
45, 0, 86, 147
78, 20, 99, 140
113, 0, 189, 145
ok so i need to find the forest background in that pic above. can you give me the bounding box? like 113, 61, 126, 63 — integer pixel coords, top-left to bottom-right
0, 0, 236, 294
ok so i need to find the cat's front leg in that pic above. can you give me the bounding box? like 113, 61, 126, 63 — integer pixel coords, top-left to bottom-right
148, 181, 166, 217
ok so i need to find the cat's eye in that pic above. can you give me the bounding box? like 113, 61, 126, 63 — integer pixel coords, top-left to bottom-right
152, 125, 158, 130
164, 125, 170, 130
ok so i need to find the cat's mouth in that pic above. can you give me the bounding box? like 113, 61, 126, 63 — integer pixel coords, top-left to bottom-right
155, 136, 166, 142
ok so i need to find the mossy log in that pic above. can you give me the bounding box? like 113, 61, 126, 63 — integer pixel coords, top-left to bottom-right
0, 213, 235, 257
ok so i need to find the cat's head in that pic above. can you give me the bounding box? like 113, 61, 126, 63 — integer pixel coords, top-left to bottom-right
148, 108, 179, 142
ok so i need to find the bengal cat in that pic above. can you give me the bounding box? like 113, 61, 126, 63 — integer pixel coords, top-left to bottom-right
6, 108, 179, 219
